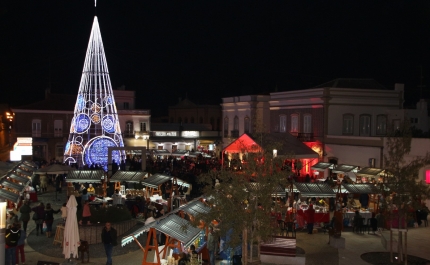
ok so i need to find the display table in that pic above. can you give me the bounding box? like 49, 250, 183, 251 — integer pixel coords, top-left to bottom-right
343, 211, 372, 227
296, 209, 330, 227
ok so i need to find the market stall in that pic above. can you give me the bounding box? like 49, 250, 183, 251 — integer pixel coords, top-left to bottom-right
110, 170, 148, 196
293, 182, 335, 227
0, 161, 35, 208
65, 170, 105, 202
355, 167, 385, 183
122, 214, 203, 265
310, 162, 333, 180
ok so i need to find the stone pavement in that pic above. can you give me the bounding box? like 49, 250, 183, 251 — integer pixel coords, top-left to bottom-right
21, 189, 430, 265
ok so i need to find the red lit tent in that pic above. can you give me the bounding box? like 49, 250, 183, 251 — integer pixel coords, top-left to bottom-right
223, 133, 262, 154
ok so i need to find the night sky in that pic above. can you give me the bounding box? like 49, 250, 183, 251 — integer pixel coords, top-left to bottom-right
1, 1, 430, 117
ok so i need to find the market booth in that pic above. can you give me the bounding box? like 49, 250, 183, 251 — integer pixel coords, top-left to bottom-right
310, 162, 333, 180
122, 214, 204, 265
336, 183, 380, 226
65, 170, 105, 200
355, 167, 385, 183
110, 170, 148, 196
142, 173, 191, 211
293, 182, 335, 227
0, 161, 35, 209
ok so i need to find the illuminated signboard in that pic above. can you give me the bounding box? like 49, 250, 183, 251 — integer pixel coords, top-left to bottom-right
154, 131, 177, 137
181, 131, 199, 138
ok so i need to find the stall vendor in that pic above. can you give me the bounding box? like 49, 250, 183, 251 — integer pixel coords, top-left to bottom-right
87, 184, 95, 194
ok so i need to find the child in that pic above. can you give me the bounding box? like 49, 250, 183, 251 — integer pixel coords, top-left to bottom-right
61, 202, 68, 224
79, 201, 91, 225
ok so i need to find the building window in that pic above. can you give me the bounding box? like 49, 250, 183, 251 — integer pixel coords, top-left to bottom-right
244, 117, 250, 134
279, 115, 287, 132
233, 116, 239, 131
56, 145, 64, 157
217, 118, 221, 131
32, 119, 41, 137
342, 114, 354, 135
54, 120, 63, 137
303, 114, 312, 133
290, 114, 298, 133
199, 117, 203, 124
184, 117, 188, 123
124, 102, 129, 109
210, 117, 215, 130
125, 121, 133, 136
376, 115, 387, 135
392, 119, 400, 131
224, 117, 229, 137
359, 114, 371, 136
140, 122, 147, 132
190, 117, 195, 123
178, 117, 182, 124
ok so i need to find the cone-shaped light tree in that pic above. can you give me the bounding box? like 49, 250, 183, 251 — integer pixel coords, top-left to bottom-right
64, 14, 125, 170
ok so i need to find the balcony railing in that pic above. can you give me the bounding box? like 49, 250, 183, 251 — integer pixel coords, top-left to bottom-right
297, 132, 314, 142
231, 130, 239, 138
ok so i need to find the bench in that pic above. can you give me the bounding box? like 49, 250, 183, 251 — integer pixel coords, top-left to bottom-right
260, 236, 296, 257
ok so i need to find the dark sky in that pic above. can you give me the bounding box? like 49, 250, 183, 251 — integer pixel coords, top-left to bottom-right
1, 1, 430, 117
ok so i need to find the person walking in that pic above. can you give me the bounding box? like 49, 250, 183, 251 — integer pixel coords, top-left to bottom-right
5, 222, 21, 265
19, 201, 32, 232
101, 222, 117, 265
207, 226, 217, 265
44, 203, 60, 238
15, 223, 26, 265
32, 202, 45, 236
306, 204, 315, 234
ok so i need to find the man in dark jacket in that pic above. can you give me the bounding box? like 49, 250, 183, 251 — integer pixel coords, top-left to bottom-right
5, 223, 21, 265
306, 204, 315, 234
101, 222, 117, 265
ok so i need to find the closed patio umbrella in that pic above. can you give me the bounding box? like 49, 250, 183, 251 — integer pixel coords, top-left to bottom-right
63, 195, 80, 259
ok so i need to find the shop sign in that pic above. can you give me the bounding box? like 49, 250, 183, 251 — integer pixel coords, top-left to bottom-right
181, 131, 199, 138
154, 131, 177, 137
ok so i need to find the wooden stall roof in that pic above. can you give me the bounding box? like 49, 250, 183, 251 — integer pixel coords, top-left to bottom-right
356, 167, 384, 177
6, 172, 31, 185
179, 200, 211, 216
142, 173, 190, 188
293, 182, 336, 198
0, 179, 26, 193
110, 171, 148, 182
12, 168, 33, 177
332, 164, 359, 174
0, 189, 20, 203
338, 183, 380, 194
171, 150, 188, 157
66, 170, 105, 183
310, 162, 333, 171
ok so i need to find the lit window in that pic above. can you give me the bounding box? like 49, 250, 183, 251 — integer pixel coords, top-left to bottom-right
290, 115, 298, 133
56, 145, 64, 157
359, 114, 371, 136
343, 114, 354, 135
279, 115, 287, 132
140, 122, 146, 132
125, 121, 133, 136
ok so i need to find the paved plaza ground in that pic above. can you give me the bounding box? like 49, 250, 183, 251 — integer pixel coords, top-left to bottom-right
19, 188, 430, 265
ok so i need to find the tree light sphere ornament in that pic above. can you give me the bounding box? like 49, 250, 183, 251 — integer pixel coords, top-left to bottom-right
64, 15, 125, 171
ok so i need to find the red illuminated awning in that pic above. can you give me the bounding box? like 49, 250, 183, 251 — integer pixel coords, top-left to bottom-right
223, 134, 262, 153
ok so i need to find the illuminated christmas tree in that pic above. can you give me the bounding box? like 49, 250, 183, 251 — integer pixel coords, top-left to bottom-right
64, 11, 125, 170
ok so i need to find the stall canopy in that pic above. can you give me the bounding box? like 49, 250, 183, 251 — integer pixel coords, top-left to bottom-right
0, 189, 20, 204
0, 179, 26, 193
293, 182, 336, 197
332, 164, 359, 174
356, 167, 385, 178
171, 150, 189, 157
142, 173, 190, 189
338, 183, 380, 194
223, 133, 262, 153
66, 170, 105, 183
178, 200, 211, 216
121, 214, 201, 248
6, 172, 31, 185
311, 162, 333, 171
12, 168, 33, 177
110, 171, 148, 183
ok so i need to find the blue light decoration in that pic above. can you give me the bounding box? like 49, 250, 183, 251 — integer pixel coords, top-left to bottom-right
64, 14, 125, 171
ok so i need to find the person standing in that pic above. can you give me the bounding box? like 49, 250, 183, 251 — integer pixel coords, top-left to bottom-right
112, 189, 123, 207
5, 222, 21, 265
101, 222, 117, 265
306, 204, 315, 234
207, 226, 217, 265
19, 200, 32, 232
15, 223, 26, 265
44, 203, 60, 238
79, 200, 92, 225
32, 202, 45, 236
40, 174, 48, 193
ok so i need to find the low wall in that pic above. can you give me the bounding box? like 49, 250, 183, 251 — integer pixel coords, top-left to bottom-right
78, 219, 137, 245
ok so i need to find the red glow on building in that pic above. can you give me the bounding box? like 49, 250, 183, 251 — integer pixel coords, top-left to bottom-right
426, 170, 430, 184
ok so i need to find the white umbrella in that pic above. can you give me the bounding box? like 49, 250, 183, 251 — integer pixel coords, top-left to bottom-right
36, 164, 72, 175
63, 195, 80, 259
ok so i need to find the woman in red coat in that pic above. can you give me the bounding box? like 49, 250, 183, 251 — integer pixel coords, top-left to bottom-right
306, 204, 315, 234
